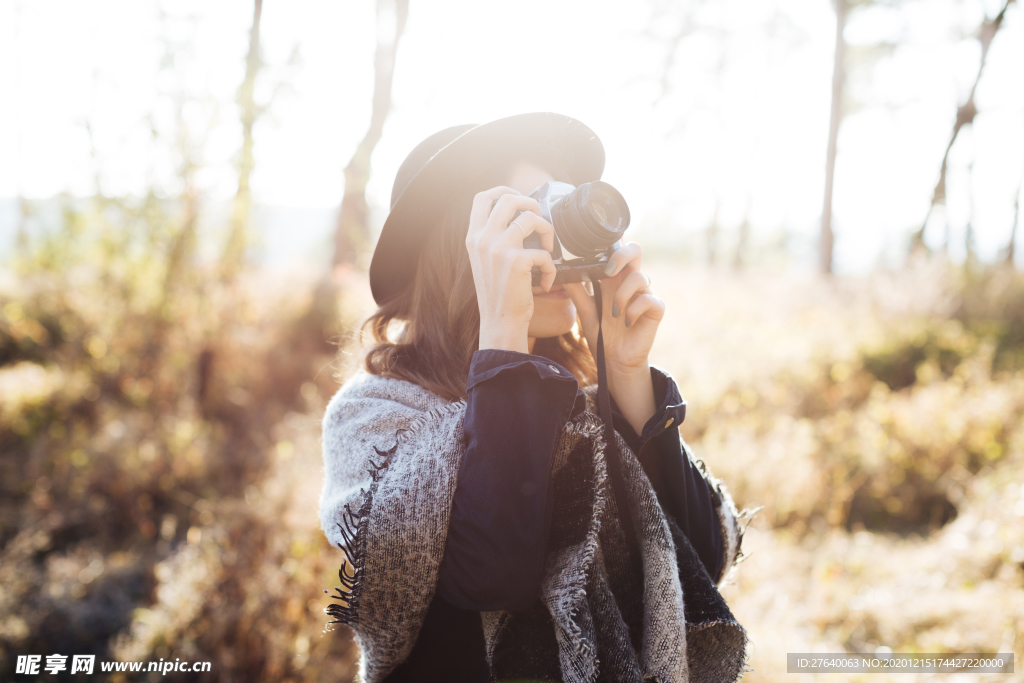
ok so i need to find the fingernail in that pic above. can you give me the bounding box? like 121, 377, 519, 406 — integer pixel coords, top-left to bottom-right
624, 318, 630, 328
612, 303, 619, 318
604, 260, 617, 276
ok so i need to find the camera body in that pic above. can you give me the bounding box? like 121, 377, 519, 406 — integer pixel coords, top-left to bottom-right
521, 180, 630, 286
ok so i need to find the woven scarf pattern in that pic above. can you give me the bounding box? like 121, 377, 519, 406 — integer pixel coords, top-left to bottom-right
319, 371, 748, 683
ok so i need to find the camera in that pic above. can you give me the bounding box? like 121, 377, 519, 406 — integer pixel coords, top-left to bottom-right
519, 181, 630, 286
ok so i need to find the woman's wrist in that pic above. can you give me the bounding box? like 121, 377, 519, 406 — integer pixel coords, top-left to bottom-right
607, 362, 656, 436
478, 322, 530, 354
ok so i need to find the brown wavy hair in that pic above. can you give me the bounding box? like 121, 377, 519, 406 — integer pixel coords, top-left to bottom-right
360, 166, 597, 402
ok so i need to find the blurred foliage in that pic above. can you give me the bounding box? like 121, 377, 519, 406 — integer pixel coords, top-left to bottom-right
0, 194, 359, 680
666, 265, 1024, 680
862, 267, 1024, 389
696, 269, 1024, 536
955, 266, 1024, 373
3, 193, 1024, 680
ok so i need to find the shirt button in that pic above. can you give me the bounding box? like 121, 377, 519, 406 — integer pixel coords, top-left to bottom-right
663, 417, 675, 429
547, 364, 560, 373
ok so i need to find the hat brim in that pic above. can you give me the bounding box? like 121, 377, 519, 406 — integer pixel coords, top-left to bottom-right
369, 112, 605, 306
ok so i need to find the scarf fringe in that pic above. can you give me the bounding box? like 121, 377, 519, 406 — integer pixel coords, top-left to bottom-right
689, 446, 757, 585
326, 439, 398, 626
326, 400, 466, 627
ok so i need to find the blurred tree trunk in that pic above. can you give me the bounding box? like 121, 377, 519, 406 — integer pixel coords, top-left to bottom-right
143, 11, 208, 382
707, 202, 720, 267
332, 0, 409, 269
965, 161, 978, 268
298, 0, 410, 362
733, 201, 751, 271
820, 0, 846, 276
1005, 181, 1021, 267
910, 0, 1015, 255
222, 0, 264, 282
145, 157, 200, 379
16, 199, 30, 253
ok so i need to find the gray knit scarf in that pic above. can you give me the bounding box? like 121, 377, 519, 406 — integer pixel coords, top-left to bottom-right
319, 371, 748, 683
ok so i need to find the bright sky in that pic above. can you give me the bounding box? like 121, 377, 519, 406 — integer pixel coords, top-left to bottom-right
1, 0, 1022, 272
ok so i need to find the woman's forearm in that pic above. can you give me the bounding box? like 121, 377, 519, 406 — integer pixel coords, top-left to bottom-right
438, 350, 580, 612
607, 362, 657, 436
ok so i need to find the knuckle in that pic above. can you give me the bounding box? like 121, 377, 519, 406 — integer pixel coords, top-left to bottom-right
622, 244, 641, 260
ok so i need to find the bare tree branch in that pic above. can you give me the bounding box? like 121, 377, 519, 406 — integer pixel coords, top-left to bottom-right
333, 0, 410, 269
820, 0, 847, 275
909, 0, 1016, 254
222, 0, 264, 283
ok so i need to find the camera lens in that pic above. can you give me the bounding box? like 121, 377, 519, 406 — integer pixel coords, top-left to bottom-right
550, 181, 630, 258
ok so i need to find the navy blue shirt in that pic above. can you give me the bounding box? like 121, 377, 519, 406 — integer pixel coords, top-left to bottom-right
382, 349, 723, 682
440, 349, 722, 609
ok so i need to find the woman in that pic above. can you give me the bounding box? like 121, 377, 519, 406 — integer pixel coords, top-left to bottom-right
320, 113, 747, 683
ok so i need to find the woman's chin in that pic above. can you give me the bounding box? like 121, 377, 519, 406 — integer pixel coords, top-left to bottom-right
529, 296, 577, 339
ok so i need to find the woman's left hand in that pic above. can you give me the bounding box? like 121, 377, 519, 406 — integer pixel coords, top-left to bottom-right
563, 242, 665, 433
564, 242, 664, 372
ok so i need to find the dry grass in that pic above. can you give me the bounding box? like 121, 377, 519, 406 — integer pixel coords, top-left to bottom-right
645, 263, 1024, 682
0, 195, 362, 681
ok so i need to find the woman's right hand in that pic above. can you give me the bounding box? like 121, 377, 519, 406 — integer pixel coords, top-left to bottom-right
465, 186, 557, 354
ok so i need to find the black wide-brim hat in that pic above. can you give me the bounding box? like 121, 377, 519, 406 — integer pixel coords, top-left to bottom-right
369, 112, 605, 305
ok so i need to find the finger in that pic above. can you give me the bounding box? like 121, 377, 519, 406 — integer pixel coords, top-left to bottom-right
487, 194, 542, 233
563, 281, 598, 334
511, 249, 557, 292
603, 241, 642, 278
613, 269, 653, 316
469, 186, 520, 229
502, 211, 555, 252
624, 293, 666, 327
